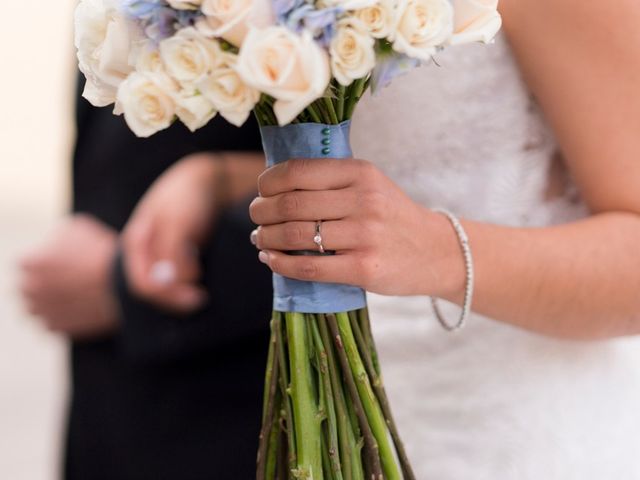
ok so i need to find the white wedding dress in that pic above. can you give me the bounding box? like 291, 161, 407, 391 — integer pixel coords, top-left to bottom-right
350, 34, 640, 479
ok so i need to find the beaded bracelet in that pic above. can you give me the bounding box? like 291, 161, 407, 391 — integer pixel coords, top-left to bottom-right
430, 208, 475, 332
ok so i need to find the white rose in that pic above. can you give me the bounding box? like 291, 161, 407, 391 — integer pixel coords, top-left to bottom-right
159, 27, 222, 87
450, 0, 502, 45
198, 0, 275, 47
354, 0, 396, 39
198, 55, 260, 127
319, 0, 378, 9
174, 92, 218, 132
236, 27, 330, 126
392, 0, 454, 60
116, 72, 177, 137
131, 41, 164, 74
167, 0, 202, 10
330, 18, 376, 86
74, 0, 137, 106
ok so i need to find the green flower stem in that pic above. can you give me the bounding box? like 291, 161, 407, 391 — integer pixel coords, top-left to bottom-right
286, 313, 323, 480
275, 313, 297, 478
323, 97, 340, 125
266, 395, 282, 480
266, 104, 278, 126
326, 314, 384, 480
306, 103, 324, 123
263, 318, 278, 418
258, 319, 281, 480
344, 78, 368, 120
263, 95, 275, 107
349, 313, 416, 480
314, 100, 333, 125
254, 105, 268, 127
341, 379, 365, 480
357, 309, 381, 376
343, 383, 361, 445
336, 84, 346, 122
277, 429, 288, 480
311, 318, 344, 480
317, 316, 361, 480
335, 313, 402, 480
321, 431, 335, 480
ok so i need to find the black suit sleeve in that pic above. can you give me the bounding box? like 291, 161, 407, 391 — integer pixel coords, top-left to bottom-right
74, 74, 272, 365
113, 196, 273, 365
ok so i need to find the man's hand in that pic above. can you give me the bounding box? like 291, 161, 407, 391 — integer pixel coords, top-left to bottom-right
122, 154, 223, 314
122, 151, 265, 314
19, 215, 119, 339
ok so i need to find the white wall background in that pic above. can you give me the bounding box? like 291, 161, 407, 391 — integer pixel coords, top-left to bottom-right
0, 1, 75, 478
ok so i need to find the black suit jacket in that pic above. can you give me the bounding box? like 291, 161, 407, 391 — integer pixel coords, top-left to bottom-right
66, 80, 273, 480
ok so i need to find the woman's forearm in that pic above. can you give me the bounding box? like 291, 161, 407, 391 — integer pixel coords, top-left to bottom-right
443, 212, 640, 339
250, 159, 640, 341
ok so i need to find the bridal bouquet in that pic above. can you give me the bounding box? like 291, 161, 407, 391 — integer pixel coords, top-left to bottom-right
75, 0, 501, 478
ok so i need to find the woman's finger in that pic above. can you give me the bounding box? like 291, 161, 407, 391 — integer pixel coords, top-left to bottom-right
258, 158, 375, 197
250, 189, 357, 225
258, 249, 365, 286
255, 220, 364, 252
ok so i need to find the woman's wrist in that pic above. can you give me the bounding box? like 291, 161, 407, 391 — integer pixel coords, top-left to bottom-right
421, 208, 468, 303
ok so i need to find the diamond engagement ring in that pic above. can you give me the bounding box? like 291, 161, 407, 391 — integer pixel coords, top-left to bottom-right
313, 221, 325, 254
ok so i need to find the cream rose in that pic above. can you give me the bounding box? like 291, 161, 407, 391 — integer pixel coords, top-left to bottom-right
159, 27, 222, 87
130, 41, 164, 74
75, 0, 137, 106
392, 0, 454, 60
450, 0, 502, 45
330, 18, 376, 86
167, 0, 203, 10
236, 26, 330, 126
355, 0, 396, 39
197, 0, 275, 47
116, 72, 177, 137
174, 93, 218, 132
198, 55, 260, 127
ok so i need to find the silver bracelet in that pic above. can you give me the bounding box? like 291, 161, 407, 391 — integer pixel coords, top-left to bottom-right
430, 208, 475, 332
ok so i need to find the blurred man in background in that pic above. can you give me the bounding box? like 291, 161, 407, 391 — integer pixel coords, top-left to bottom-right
19, 80, 272, 479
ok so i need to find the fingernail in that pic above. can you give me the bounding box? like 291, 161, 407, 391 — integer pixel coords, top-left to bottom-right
258, 251, 269, 265
250, 229, 258, 246
150, 260, 176, 285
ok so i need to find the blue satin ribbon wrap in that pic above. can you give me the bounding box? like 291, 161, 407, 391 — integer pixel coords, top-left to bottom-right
260, 121, 367, 313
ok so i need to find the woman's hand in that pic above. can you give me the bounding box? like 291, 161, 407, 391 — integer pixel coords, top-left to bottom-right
250, 158, 465, 298
122, 152, 265, 313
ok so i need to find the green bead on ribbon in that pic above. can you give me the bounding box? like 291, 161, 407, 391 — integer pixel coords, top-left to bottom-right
321, 127, 331, 156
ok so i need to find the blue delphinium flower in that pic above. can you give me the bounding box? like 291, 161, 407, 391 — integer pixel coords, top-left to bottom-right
370, 52, 421, 94
275, 0, 343, 47
122, 0, 165, 20
122, 0, 202, 42
273, 0, 305, 18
